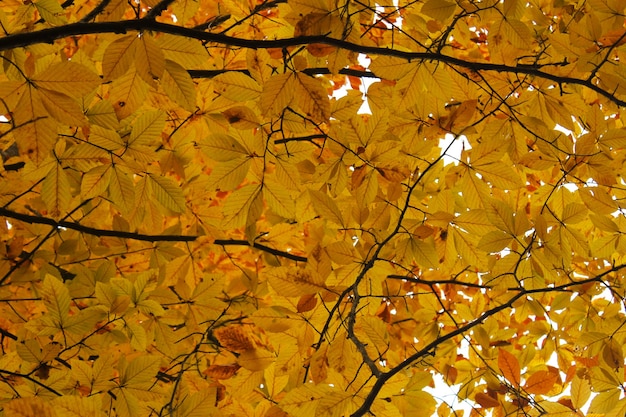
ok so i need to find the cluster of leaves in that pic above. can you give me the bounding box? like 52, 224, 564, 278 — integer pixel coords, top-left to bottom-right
1, 0, 626, 416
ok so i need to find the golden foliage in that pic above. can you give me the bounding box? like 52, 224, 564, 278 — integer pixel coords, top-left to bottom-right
0, 0, 626, 416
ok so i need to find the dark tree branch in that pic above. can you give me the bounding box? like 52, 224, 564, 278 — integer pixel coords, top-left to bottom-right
188, 67, 381, 79
0, 19, 623, 106
0, 207, 306, 262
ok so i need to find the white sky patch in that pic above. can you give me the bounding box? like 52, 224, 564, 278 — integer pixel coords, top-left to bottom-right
439, 133, 470, 165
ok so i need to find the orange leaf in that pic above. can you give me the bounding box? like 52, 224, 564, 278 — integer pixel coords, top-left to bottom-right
475, 392, 500, 408
524, 370, 558, 395
498, 348, 521, 386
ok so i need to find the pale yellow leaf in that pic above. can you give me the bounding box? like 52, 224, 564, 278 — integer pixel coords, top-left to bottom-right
571, 375, 591, 409
478, 230, 512, 253
475, 161, 523, 189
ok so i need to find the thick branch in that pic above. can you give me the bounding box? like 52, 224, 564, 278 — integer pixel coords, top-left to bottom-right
0, 207, 196, 242
0, 207, 306, 261
0, 20, 623, 106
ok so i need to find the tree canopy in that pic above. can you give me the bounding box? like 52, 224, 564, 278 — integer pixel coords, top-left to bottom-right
1, 0, 626, 416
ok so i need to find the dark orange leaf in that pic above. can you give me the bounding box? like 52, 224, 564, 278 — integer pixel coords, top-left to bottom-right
498, 348, 521, 386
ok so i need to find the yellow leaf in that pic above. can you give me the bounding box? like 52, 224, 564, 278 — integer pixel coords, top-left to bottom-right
171, 0, 199, 25
13, 87, 57, 165
129, 110, 165, 147
503, 19, 532, 49
135, 34, 165, 86
37, 88, 87, 126
393, 64, 422, 110
34, 0, 67, 25
41, 162, 70, 218
317, 390, 355, 417
16, 339, 44, 363
109, 66, 149, 119
175, 390, 218, 417
571, 375, 591, 409
475, 161, 523, 189
157, 33, 208, 69
4, 397, 57, 417
147, 173, 186, 213
89, 125, 125, 151
119, 355, 161, 389
208, 157, 251, 191
114, 389, 140, 417
32, 62, 100, 97
86, 100, 119, 129
213, 72, 262, 102
102, 35, 138, 82
260, 73, 295, 117
238, 348, 275, 371
52, 396, 103, 417
81, 164, 112, 199
109, 165, 135, 215
265, 266, 325, 296
330, 92, 362, 124
65, 307, 106, 335
222, 183, 263, 228
199, 133, 249, 161
263, 179, 295, 218
562, 202, 588, 224
42, 274, 70, 328
222, 105, 260, 129
279, 384, 328, 416
421, 0, 456, 21
356, 315, 388, 350
453, 210, 494, 234
308, 189, 344, 226
161, 59, 196, 111
478, 230, 512, 253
